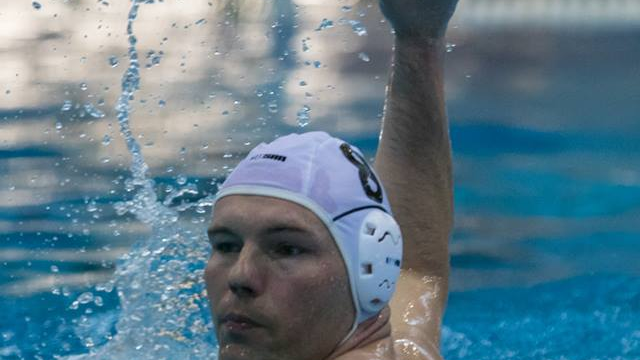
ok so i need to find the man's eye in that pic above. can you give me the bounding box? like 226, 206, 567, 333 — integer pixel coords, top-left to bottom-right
275, 243, 305, 256
214, 242, 241, 253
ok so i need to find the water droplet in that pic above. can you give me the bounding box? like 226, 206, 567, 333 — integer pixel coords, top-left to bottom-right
313, 60, 321, 68
315, 18, 334, 31
223, 153, 233, 158
158, 99, 166, 107
267, 100, 278, 113
148, 51, 163, 66
299, 80, 307, 86
4, 90, 9, 95
446, 43, 456, 53
79, 82, 88, 91
221, 110, 229, 115
32, 1, 42, 10
50, 265, 59, 273
358, 52, 370, 62
96, 282, 114, 293
341, 6, 352, 12
195, 18, 207, 25
349, 20, 367, 36
84, 103, 105, 118
302, 38, 311, 52
102, 135, 111, 145
296, 105, 311, 127
61, 100, 73, 111
86, 201, 98, 212
108, 55, 119, 67
55, 122, 63, 130
77, 292, 94, 304
176, 174, 187, 185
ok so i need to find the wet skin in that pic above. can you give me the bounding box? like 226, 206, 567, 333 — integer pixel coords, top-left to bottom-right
205, 195, 356, 360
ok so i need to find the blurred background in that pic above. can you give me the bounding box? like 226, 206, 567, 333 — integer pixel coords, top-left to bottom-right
1, 0, 640, 359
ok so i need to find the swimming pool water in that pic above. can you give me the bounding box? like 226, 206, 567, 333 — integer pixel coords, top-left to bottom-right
2, 120, 639, 359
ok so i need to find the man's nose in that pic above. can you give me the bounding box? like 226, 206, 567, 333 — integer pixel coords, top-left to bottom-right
227, 243, 265, 298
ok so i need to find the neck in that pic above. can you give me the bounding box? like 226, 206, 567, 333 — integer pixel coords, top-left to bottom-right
325, 306, 392, 360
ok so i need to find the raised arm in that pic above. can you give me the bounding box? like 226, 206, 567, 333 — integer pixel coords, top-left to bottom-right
373, 0, 458, 355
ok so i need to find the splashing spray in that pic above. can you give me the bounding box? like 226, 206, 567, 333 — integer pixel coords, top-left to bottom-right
64, 1, 218, 359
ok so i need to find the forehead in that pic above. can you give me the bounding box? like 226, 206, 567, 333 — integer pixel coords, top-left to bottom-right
210, 195, 330, 238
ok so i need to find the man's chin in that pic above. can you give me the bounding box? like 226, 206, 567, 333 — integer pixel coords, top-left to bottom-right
218, 342, 265, 360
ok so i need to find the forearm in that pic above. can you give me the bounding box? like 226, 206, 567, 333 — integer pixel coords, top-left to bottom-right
374, 38, 453, 278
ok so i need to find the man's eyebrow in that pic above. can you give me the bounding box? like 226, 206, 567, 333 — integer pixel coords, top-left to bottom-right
263, 225, 313, 236
207, 224, 315, 239
207, 226, 236, 238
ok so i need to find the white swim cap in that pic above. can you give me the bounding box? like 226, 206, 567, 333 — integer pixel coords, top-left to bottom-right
212, 131, 403, 342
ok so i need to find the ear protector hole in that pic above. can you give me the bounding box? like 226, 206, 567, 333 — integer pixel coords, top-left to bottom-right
362, 263, 373, 274
364, 223, 376, 235
386, 257, 402, 267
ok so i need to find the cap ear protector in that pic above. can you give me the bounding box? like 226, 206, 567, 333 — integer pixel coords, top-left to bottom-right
355, 209, 403, 321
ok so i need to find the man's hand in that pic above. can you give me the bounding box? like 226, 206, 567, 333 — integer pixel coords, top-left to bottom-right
379, 0, 459, 41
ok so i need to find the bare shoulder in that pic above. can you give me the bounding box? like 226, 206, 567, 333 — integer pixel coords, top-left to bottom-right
334, 333, 441, 360
335, 270, 446, 360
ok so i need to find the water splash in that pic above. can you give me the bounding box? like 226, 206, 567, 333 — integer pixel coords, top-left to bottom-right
62, 1, 219, 358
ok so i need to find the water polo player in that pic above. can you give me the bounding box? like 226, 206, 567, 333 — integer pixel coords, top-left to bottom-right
204, 0, 459, 359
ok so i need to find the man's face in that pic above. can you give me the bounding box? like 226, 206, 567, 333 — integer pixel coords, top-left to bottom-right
205, 195, 355, 360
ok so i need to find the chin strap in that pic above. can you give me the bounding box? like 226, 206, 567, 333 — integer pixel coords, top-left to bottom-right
336, 318, 360, 348
329, 307, 391, 358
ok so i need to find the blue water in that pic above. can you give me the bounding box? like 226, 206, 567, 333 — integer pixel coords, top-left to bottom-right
2, 1, 640, 360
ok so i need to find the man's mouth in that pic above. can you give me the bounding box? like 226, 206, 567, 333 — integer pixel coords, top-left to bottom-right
220, 313, 262, 331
